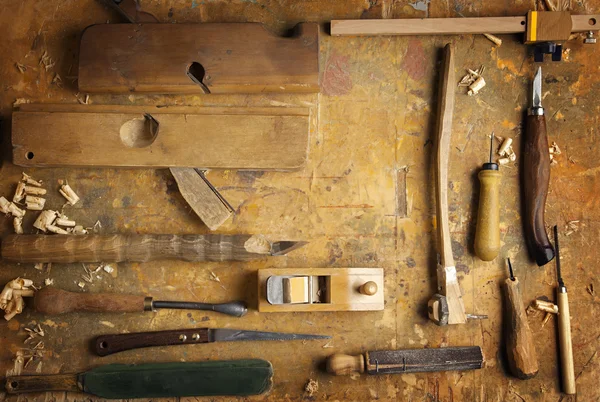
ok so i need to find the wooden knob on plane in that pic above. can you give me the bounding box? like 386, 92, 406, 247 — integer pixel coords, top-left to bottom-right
359, 281, 378, 296
326, 354, 365, 376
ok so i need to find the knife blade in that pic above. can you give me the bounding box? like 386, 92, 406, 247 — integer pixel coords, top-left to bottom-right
6, 360, 273, 398
94, 328, 331, 356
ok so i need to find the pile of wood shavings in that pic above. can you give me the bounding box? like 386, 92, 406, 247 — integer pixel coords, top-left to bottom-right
0, 278, 35, 321
458, 66, 486, 96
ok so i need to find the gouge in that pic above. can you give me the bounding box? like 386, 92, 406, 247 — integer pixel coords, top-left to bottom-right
474, 135, 501, 261
522, 67, 554, 266
94, 328, 330, 356
504, 258, 538, 379
33, 287, 247, 317
1, 234, 306, 263
6, 360, 273, 398
554, 226, 576, 394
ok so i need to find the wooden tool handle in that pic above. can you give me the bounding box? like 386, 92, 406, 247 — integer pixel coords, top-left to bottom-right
557, 291, 576, 394
504, 277, 538, 379
326, 354, 365, 375
1, 234, 264, 263
33, 287, 145, 314
522, 115, 554, 266
6, 374, 80, 393
95, 328, 211, 356
474, 170, 501, 261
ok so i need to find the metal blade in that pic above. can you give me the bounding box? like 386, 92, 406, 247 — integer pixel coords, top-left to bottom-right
212, 329, 330, 342
532, 67, 542, 109
270, 241, 308, 256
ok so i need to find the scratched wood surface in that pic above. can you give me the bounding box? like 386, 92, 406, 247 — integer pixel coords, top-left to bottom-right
0, 1, 599, 401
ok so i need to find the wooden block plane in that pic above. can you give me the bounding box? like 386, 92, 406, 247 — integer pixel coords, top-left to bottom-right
257, 268, 384, 312
78, 23, 320, 94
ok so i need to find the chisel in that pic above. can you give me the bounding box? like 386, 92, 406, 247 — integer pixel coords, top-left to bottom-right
554, 225, 576, 394
474, 135, 501, 261
6, 360, 273, 398
33, 286, 247, 317
326, 346, 484, 375
522, 67, 554, 266
0, 234, 306, 263
94, 328, 331, 356
504, 258, 538, 379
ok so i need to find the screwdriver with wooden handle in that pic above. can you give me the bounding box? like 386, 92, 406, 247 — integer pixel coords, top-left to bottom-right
31, 287, 247, 317
474, 135, 501, 261
503, 258, 538, 379
554, 225, 576, 394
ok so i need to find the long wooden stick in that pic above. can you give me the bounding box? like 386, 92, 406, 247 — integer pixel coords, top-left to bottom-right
1, 234, 302, 263
331, 15, 599, 36
429, 44, 467, 326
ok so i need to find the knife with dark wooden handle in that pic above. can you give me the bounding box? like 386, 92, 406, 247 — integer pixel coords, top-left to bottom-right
522, 67, 554, 266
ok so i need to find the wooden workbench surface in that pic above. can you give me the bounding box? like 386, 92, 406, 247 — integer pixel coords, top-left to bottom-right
0, 1, 599, 401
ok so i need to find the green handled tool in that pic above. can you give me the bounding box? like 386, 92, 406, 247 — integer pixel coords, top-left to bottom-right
6, 360, 273, 398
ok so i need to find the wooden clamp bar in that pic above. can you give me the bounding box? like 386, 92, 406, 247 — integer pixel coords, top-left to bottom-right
331, 13, 599, 37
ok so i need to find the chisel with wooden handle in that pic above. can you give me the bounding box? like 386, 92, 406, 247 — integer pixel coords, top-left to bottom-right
33, 287, 247, 317
504, 258, 538, 379
1, 234, 306, 263
326, 346, 484, 375
522, 67, 554, 266
6, 360, 273, 398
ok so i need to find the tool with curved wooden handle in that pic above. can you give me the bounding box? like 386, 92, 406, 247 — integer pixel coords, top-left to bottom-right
33, 287, 247, 317
504, 275, 538, 379
1, 234, 304, 263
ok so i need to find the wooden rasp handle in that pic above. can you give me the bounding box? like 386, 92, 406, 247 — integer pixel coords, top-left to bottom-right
522, 115, 554, 266
95, 328, 212, 356
33, 287, 145, 314
6, 374, 81, 393
503, 277, 538, 379
1, 234, 267, 263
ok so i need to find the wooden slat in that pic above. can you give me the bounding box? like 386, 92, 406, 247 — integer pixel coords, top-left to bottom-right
12, 111, 309, 169
78, 23, 319, 94
331, 14, 599, 36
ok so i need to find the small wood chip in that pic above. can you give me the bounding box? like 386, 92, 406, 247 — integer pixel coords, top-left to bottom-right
16, 63, 27, 73
483, 33, 502, 46
59, 183, 80, 205
304, 379, 318, 396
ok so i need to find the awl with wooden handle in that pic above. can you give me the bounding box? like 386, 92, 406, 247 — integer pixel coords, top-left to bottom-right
1, 234, 306, 263
95, 328, 330, 356
6, 360, 273, 398
522, 67, 554, 266
326, 346, 484, 376
554, 226, 576, 395
33, 287, 247, 317
503, 258, 538, 379
474, 135, 501, 261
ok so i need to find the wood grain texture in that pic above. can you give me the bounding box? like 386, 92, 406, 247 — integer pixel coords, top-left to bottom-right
1, 234, 275, 263
170, 168, 232, 230
503, 278, 539, 379
331, 14, 599, 36
95, 328, 212, 356
12, 111, 309, 169
474, 170, 501, 261
522, 115, 554, 266
78, 23, 319, 94
33, 287, 145, 315
258, 268, 384, 312
5, 374, 80, 394
364, 347, 484, 375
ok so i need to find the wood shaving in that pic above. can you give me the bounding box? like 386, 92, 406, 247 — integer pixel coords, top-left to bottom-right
22, 173, 42, 187
304, 379, 318, 396
587, 283, 595, 296
58, 182, 80, 206
51, 73, 63, 88
1, 279, 35, 321
13, 216, 24, 234
15, 63, 27, 73
541, 312, 552, 328
13, 98, 31, 107
458, 65, 485, 87
565, 220, 580, 236
209, 270, 221, 283
103, 264, 114, 274
6, 350, 24, 376
46, 224, 69, 235
44, 278, 54, 286
39, 50, 55, 71
75, 92, 90, 105
77, 281, 86, 289
483, 33, 502, 46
